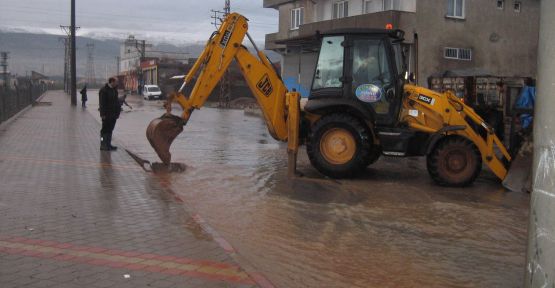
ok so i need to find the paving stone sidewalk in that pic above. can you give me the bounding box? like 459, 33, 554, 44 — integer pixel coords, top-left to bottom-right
0, 91, 258, 288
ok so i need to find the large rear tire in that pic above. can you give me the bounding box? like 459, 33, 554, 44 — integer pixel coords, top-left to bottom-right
427, 136, 482, 187
307, 114, 373, 178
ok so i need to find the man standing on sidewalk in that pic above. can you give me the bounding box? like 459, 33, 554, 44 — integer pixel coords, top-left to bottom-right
80, 85, 88, 108
99, 77, 120, 151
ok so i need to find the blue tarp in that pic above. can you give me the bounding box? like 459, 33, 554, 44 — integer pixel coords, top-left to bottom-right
283, 77, 310, 98
515, 86, 536, 128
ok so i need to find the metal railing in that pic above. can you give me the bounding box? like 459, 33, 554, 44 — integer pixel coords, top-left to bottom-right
0, 82, 47, 124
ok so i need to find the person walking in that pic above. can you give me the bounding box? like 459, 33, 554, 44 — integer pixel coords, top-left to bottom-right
99, 77, 120, 151
80, 85, 88, 108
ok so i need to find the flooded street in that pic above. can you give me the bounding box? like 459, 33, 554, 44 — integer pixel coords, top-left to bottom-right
88, 92, 529, 288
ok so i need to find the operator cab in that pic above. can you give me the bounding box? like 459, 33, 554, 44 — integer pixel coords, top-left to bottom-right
307, 29, 407, 127
304, 29, 425, 178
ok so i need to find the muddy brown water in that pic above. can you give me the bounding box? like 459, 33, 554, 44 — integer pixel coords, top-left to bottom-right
88, 93, 529, 288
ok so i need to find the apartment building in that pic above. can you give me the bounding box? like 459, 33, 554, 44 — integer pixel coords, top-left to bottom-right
264, 0, 539, 95
119, 35, 189, 92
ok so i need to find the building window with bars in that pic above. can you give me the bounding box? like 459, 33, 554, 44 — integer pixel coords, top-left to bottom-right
290, 7, 304, 30
444, 47, 472, 61
446, 0, 465, 19
333, 1, 349, 19
496, 0, 504, 9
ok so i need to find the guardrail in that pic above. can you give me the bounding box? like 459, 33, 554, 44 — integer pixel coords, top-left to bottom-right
0, 83, 47, 124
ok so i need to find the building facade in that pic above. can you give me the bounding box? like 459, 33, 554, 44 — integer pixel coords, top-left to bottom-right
264, 0, 539, 94
119, 35, 189, 92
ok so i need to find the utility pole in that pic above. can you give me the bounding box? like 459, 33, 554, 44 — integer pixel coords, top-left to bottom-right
224, 0, 230, 15
210, 10, 225, 29
59, 36, 69, 93
1, 52, 9, 90
61, 25, 79, 95
70, 0, 77, 106
525, 1, 555, 287
115, 56, 120, 76
124, 36, 149, 93
211, 0, 232, 108
85, 43, 96, 86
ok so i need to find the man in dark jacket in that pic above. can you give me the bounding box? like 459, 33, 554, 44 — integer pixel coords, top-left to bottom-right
99, 77, 120, 151
80, 85, 88, 108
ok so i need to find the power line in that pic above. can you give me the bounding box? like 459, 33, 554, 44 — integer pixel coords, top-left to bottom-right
60, 25, 79, 95
115, 56, 120, 76
1, 52, 9, 90
212, 0, 232, 109
58, 37, 69, 93
70, 0, 76, 106
85, 43, 96, 86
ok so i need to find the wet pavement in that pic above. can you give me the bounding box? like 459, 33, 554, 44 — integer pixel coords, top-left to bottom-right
85, 92, 530, 288
0, 91, 260, 288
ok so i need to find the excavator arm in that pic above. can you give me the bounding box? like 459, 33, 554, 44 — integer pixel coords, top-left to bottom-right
401, 84, 511, 181
146, 13, 301, 174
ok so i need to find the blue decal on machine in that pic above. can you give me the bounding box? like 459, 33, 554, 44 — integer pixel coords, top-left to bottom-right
355, 84, 382, 103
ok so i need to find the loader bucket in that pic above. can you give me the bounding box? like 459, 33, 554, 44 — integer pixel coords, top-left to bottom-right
146, 113, 184, 165
502, 138, 533, 193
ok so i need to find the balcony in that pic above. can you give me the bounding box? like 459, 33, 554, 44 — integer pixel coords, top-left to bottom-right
265, 32, 286, 50
265, 10, 416, 50
263, 0, 295, 9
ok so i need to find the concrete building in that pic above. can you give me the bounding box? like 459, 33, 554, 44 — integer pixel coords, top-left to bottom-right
264, 0, 539, 95
119, 35, 189, 92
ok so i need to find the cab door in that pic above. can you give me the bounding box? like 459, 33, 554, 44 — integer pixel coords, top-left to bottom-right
346, 36, 402, 127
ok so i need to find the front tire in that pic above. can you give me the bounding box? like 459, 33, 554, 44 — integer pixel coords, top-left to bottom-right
427, 136, 482, 187
307, 114, 373, 178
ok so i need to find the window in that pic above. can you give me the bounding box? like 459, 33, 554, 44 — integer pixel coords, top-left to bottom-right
444, 47, 472, 61
496, 0, 504, 9
351, 39, 393, 114
459, 48, 472, 60
447, 0, 465, 18
364, 0, 382, 13
333, 1, 349, 19
383, 0, 401, 11
514, 1, 521, 12
312, 36, 345, 90
290, 7, 304, 30
444, 48, 458, 59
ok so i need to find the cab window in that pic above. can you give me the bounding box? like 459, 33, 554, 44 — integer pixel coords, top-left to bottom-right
312, 36, 345, 90
351, 38, 392, 114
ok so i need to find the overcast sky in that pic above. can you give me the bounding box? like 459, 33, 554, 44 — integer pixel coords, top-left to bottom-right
0, 0, 278, 45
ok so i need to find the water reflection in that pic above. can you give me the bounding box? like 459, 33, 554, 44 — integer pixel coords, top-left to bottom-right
87, 93, 529, 288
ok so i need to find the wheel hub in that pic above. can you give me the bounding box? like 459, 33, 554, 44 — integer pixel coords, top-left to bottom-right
445, 150, 468, 173
320, 128, 356, 165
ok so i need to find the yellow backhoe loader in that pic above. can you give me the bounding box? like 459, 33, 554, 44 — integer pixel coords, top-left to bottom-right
146, 12, 520, 187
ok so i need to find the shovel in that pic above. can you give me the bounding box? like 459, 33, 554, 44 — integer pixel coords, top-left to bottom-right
502, 136, 533, 192
146, 113, 185, 165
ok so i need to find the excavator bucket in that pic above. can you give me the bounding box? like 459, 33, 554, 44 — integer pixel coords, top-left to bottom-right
503, 137, 534, 192
146, 113, 184, 165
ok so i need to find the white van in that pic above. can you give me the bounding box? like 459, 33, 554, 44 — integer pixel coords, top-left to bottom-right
143, 85, 162, 100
